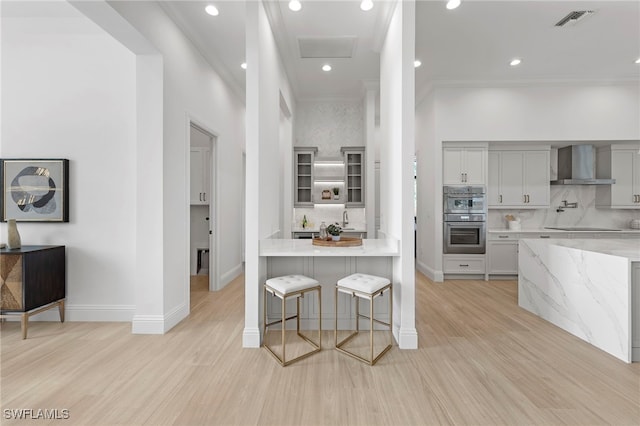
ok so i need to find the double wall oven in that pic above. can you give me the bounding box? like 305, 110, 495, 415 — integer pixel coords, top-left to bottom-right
443, 186, 486, 254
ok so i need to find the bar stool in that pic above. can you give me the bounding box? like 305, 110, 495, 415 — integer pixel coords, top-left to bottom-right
335, 273, 393, 365
263, 275, 322, 366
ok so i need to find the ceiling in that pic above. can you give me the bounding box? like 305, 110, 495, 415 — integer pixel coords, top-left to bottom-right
161, 0, 639, 102
5, 1, 639, 102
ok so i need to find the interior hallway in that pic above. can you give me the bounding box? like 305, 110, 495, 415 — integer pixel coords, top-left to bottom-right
1, 273, 638, 425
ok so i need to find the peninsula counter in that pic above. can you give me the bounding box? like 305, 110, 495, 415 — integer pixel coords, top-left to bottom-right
259, 238, 400, 332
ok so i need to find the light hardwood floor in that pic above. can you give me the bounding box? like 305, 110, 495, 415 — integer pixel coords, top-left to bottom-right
1, 272, 638, 425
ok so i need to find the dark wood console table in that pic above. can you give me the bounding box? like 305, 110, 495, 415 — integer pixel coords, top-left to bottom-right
0, 245, 65, 339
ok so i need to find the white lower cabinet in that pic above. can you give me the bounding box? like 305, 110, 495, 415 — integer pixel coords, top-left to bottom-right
488, 240, 518, 275
632, 263, 640, 362
443, 254, 485, 274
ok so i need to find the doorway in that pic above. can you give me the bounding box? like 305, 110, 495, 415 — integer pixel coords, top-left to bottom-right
189, 122, 217, 298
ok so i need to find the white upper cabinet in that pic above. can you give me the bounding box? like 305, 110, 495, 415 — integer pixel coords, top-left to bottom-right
442, 144, 487, 185
488, 147, 550, 209
190, 147, 210, 205
596, 145, 640, 209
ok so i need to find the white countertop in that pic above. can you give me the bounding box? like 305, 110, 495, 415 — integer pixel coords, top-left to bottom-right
489, 228, 640, 234
260, 238, 399, 257
520, 238, 640, 261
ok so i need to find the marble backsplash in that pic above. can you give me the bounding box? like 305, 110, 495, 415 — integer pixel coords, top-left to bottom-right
488, 185, 640, 230
293, 207, 365, 230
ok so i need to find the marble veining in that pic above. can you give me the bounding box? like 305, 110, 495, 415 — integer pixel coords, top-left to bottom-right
518, 238, 633, 362
489, 185, 640, 230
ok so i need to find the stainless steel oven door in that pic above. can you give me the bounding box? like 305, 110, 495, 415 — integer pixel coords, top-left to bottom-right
444, 221, 486, 254
444, 195, 486, 214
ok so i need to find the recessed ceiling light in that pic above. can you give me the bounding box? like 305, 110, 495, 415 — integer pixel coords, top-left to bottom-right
635, 58, 640, 64
241, 62, 247, 70
205, 5, 219, 16
446, 0, 461, 10
360, 0, 374, 11
510, 58, 522, 66
322, 64, 332, 72
289, 0, 302, 12
414, 60, 422, 68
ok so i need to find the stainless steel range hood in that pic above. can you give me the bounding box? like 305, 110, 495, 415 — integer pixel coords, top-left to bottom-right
550, 145, 615, 185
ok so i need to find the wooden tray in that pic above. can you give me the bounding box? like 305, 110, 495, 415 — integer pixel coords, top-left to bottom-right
312, 237, 362, 247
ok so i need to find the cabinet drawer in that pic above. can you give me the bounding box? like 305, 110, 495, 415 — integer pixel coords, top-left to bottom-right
488, 233, 519, 240
443, 255, 485, 273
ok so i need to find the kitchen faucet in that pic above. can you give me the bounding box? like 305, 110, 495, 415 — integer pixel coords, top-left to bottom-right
342, 210, 349, 227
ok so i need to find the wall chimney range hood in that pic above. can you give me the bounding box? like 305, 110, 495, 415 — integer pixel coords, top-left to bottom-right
550, 145, 615, 185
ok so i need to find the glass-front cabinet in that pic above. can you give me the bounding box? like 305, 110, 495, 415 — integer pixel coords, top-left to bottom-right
341, 147, 365, 207
294, 147, 317, 206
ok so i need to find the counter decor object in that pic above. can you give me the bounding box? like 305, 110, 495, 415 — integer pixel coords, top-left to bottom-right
312, 236, 362, 247
7, 219, 21, 250
505, 214, 521, 231
326, 223, 342, 241
322, 190, 331, 200
332, 187, 340, 200
319, 222, 328, 239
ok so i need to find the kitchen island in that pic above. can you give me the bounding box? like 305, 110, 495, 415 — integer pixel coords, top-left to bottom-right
518, 238, 640, 363
260, 238, 400, 335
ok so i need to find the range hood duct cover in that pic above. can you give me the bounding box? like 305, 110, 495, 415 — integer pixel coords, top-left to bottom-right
551, 145, 615, 185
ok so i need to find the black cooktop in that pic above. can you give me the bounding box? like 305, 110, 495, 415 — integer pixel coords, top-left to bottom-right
544, 227, 621, 231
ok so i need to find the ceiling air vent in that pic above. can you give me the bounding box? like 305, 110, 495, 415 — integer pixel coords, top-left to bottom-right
298, 36, 357, 59
555, 10, 594, 27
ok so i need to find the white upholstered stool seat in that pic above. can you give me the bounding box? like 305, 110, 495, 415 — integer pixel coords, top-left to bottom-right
263, 274, 321, 366
265, 275, 319, 296
337, 273, 390, 296
335, 273, 393, 366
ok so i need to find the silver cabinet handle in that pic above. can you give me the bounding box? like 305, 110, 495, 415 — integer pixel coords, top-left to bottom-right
523, 194, 527, 203
499, 194, 502, 203
498, 235, 509, 239
199, 193, 203, 202
540, 235, 550, 239
459, 264, 469, 267
203, 192, 206, 202
464, 173, 468, 182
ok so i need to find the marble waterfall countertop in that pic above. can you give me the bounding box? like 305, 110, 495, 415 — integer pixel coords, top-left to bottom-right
260, 238, 399, 257
518, 238, 639, 363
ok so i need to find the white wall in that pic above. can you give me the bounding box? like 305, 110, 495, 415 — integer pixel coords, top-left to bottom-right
379, 0, 417, 349
1, 4, 137, 320
416, 83, 640, 280
243, 0, 296, 347
108, 2, 246, 328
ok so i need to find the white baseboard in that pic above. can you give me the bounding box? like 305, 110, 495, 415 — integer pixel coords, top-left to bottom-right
398, 327, 418, 349
3, 304, 136, 322
416, 260, 444, 282
163, 303, 188, 333
243, 327, 261, 348
131, 315, 165, 334
219, 263, 243, 289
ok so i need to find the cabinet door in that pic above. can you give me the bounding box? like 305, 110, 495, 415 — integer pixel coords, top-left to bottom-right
488, 241, 518, 274
343, 148, 365, 207
611, 151, 635, 206
523, 151, 549, 207
443, 148, 464, 184
487, 151, 501, 207
463, 148, 486, 184
190, 148, 210, 205
294, 149, 315, 206
500, 152, 525, 205
633, 152, 640, 203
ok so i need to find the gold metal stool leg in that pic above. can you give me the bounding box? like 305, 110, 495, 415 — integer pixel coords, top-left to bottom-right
263, 284, 322, 366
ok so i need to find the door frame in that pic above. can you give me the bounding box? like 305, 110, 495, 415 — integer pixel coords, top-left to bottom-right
186, 115, 219, 294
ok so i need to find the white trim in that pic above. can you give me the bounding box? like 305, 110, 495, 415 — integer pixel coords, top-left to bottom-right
416, 259, 443, 282
398, 327, 418, 349
3, 305, 135, 322
219, 263, 243, 289
132, 315, 165, 334
163, 303, 188, 333
243, 327, 261, 348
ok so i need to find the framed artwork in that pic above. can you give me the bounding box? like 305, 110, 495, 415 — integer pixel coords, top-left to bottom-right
0, 159, 69, 222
